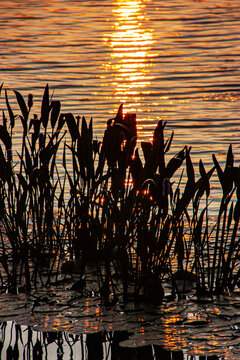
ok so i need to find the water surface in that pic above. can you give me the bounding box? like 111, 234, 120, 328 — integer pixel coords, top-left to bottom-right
1, 0, 240, 167
1, 288, 240, 359
1, 4, 240, 356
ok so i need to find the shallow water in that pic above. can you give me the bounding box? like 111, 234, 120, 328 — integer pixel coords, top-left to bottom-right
1, 287, 240, 359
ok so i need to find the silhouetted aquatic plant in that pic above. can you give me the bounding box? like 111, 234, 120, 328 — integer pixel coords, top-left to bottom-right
0, 84, 67, 292
0, 84, 240, 303
169, 146, 240, 297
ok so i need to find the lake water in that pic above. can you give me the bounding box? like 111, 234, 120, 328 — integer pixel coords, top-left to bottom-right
1, 2, 240, 358
1, 0, 240, 170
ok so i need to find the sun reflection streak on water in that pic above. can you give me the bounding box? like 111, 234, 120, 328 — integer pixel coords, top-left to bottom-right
162, 313, 186, 351
103, 0, 156, 115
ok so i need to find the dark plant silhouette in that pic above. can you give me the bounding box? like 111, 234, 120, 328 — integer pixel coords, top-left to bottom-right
0, 84, 240, 304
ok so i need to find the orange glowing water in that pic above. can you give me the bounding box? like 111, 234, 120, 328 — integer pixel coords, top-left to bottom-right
1, 0, 240, 202
1, 3, 240, 358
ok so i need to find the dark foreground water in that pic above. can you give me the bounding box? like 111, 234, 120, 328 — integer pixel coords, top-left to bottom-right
0, 321, 219, 360
1, 286, 240, 359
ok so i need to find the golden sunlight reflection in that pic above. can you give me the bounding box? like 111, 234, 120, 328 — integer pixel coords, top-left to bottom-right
162, 314, 186, 351
103, 0, 156, 113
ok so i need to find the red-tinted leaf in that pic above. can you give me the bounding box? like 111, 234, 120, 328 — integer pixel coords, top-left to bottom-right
123, 112, 137, 137
115, 104, 123, 123
141, 142, 152, 162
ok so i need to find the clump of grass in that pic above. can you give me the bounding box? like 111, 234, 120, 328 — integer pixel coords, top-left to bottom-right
190, 145, 240, 296
0, 84, 67, 292
0, 83, 240, 304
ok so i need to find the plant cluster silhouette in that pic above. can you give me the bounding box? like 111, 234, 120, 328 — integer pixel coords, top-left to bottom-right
0, 83, 240, 304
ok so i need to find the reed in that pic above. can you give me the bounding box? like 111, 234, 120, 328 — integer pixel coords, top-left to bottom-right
0, 84, 240, 304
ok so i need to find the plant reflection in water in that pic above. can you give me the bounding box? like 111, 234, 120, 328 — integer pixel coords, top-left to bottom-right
0, 321, 222, 360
